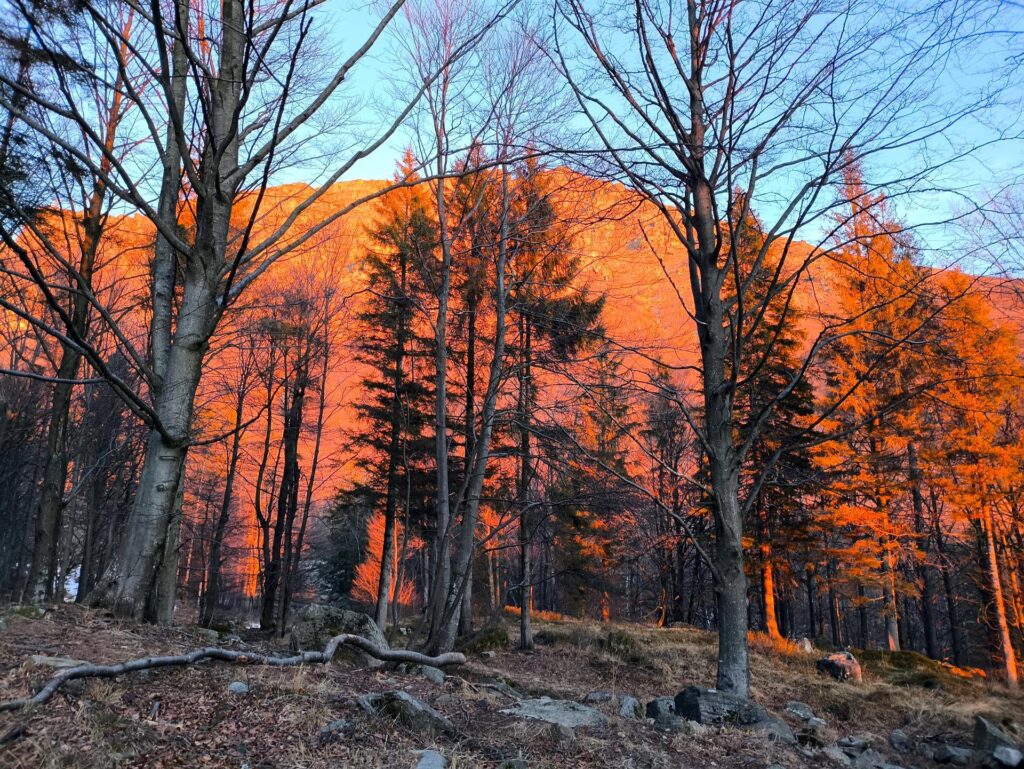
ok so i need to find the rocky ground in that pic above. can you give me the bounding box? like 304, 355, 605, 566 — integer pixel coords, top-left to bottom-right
1, 604, 1023, 768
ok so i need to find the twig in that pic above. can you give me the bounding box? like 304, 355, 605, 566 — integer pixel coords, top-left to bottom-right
0, 634, 466, 712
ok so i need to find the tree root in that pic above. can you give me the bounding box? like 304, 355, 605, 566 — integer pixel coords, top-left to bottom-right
0, 633, 466, 712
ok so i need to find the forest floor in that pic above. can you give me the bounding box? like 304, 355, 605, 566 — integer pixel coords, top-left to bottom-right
1, 604, 1022, 769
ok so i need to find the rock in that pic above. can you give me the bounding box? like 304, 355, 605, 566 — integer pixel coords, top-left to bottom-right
499, 760, 528, 769
915, 742, 936, 761
291, 605, 388, 668
198, 628, 221, 644
797, 637, 814, 653
357, 690, 456, 736
975, 716, 1018, 755
316, 719, 351, 745
419, 666, 445, 684
786, 701, 816, 721
797, 717, 828, 746
645, 696, 675, 721
889, 729, 913, 753
480, 650, 496, 659
547, 723, 576, 746
823, 746, 854, 766
933, 744, 973, 765
852, 748, 886, 768
500, 697, 607, 728
674, 686, 769, 726
618, 695, 641, 719
227, 681, 249, 695
838, 736, 871, 755
584, 691, 640, 718
413, 749, 448, 769
747, 716, 796, 745
816, 651, 863, 683
992, 745, 1024, 767
29, 655, 88, 669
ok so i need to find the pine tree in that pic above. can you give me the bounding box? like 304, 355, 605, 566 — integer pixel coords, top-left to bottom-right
354, 152, 437, 630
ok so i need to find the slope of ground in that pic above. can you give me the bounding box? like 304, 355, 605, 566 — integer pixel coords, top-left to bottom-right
1, 606, 1022, 768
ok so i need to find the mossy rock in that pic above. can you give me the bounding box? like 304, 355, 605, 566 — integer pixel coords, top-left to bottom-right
462, 623, 511, 653
290, 605, 388, 668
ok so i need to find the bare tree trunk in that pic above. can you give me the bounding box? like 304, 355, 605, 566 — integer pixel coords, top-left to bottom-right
908, 443, 938, 658
200, 380, 247, 628
518, 314, 533, 650
982, 505, 1019, 687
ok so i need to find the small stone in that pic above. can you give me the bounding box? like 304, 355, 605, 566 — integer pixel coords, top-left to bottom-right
797, 637, 814, 653
915, 742, 936, 761
413, 749, 448, 769
645, 696, 675, 721
316, 719, 351, 745
198, 628, 221, 643
798, 717, 828, 746
852, 748, 886, 768
746, 716, 796, 745
838, 735, 871, 754
548, 723, 576, 746
889, 729, 912, 753
786, 701, 816, 721
618, 695, 641, 719
933, 744, 972, 765
499, 760, 528, 769
823, 746, 854, 767
227, 681, 249, 695
993, 744, 1023, 767
584, 691, 613, 704
419, 666, 445, 684
480, 651, 496, 659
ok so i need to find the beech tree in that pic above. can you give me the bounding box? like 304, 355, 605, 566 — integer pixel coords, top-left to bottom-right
556, 0, 998, 696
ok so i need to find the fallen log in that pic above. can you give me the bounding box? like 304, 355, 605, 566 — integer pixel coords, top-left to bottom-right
0, 633, 465, 712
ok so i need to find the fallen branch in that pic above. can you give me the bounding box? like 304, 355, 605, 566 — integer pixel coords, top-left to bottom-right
0, 633, 465, 712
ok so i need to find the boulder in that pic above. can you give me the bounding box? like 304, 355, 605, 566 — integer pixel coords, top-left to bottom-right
674, 686, 769, 726
786, 701, 816, 721
413, 749, 448, 769
357, 690, 456, 736
816, 652, 863, 683
291, 605, 388, 669
975, 716, 1018, 755
500, 697, 607, 728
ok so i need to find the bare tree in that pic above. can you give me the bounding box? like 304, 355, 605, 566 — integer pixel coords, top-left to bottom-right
555, 0, 1007, 696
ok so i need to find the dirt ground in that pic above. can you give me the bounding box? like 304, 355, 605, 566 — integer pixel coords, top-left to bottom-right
1, 605, 1022, 768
